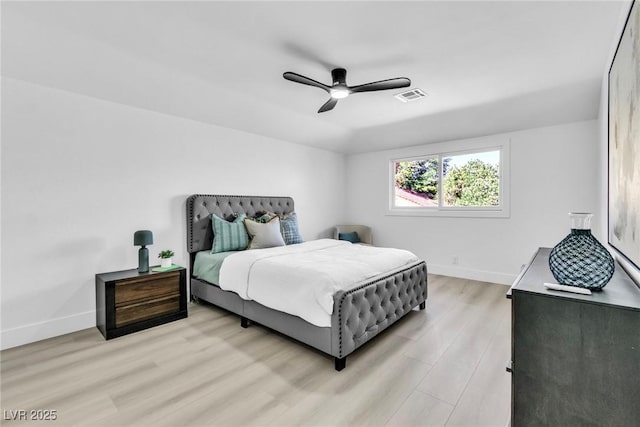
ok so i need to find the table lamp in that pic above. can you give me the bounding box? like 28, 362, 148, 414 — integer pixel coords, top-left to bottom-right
133, 230, 153, 273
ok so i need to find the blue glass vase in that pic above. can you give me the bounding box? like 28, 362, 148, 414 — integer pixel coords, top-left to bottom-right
548, 213, 614, 290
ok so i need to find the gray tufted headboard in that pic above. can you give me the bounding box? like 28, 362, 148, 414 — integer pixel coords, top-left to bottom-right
186, 194, 295, 255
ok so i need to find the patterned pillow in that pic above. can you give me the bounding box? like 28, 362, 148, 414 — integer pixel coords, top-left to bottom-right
211, 213, 249, 253
281, 212, 303, 245
253, 210, 278, 223
243, 216, 286, 249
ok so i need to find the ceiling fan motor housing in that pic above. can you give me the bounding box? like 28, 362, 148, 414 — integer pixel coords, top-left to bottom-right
331, 68, 347, 85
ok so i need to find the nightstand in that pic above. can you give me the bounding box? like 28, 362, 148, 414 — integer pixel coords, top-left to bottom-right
95, 267, 187, 339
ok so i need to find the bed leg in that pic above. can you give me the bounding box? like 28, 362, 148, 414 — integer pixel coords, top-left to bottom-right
335, 357, 346, 371
240, 317, 250, 328
419, 301, 426, 310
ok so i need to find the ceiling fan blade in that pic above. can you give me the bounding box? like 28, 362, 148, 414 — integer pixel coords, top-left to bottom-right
318, 98, 338, 113
283, 72, 330, 93
349, 77, 411, 93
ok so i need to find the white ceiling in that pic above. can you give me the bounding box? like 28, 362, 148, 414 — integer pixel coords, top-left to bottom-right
2, 1, 627, 153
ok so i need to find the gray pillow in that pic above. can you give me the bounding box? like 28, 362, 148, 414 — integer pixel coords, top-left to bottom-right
243, 217, 286, 249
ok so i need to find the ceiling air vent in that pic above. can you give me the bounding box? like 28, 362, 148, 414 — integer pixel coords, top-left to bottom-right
394, 88, 427, 103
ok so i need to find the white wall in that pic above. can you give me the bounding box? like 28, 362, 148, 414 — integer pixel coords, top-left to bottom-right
597, 1, 640, 286
0, 78, 346, 350
345, 120, 600, 285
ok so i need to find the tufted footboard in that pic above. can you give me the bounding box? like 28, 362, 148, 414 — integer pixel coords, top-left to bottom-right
330, 260, 428, 370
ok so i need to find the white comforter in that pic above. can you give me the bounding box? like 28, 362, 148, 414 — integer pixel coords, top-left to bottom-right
218, 239, 419, 327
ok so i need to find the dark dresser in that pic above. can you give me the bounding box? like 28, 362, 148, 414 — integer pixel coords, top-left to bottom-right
96, 267, 187, 339
508, 247, 640, 426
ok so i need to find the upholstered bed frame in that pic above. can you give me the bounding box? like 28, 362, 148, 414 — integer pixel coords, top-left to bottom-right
186, 194, 428, 371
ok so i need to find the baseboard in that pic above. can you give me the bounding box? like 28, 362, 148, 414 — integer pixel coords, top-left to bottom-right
428, 263, 516, 286
0, 265, 514, 350
1, 310, 95, 350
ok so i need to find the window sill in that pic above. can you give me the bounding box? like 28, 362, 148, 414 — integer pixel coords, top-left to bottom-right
386, 208, 510, 218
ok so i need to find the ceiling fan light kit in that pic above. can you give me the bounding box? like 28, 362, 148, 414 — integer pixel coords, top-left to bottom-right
330, 88, 349, 99
283, 67, 411, 113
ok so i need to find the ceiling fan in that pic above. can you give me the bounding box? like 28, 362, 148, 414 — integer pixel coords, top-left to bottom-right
283, 68, 411, 113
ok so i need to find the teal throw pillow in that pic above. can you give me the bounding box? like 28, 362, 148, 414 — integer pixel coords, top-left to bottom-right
338, 231, 360, 243
211, 213, 249, 253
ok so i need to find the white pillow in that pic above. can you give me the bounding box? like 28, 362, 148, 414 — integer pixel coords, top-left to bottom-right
243, 216, 286, 249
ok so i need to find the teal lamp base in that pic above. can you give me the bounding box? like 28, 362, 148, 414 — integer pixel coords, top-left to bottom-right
138, 246, 149, 273
133, 230, 153, 273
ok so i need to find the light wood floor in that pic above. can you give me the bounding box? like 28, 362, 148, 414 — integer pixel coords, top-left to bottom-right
1, 275, 511, 427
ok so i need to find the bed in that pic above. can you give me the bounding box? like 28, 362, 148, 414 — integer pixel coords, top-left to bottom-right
186, 194, 428, 371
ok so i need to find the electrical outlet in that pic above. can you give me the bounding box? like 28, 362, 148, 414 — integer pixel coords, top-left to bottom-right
452, 256, 459, 265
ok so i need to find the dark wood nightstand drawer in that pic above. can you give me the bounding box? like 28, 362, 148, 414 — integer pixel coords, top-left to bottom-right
115, 271, 180, 306
96, 267, 187, 340
116, 294, 181, 327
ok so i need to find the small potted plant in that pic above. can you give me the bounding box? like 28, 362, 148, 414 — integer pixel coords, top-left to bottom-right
158, 250, 174, 268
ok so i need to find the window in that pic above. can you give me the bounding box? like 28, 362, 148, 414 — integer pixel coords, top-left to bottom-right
389, 140, 509, 217
393, 157, 440, 207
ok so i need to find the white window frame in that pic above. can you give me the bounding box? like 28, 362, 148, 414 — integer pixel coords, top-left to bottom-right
388, 138, 510, 218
